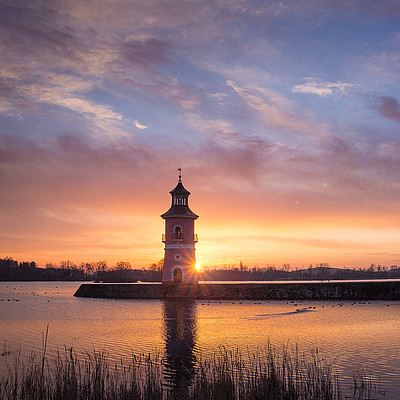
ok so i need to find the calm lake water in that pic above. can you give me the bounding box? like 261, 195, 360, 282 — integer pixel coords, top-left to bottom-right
1, 281, 399, 398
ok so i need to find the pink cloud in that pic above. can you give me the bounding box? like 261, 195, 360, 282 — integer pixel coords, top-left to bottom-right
378, 96, 400, 122
226, 80, 328, 136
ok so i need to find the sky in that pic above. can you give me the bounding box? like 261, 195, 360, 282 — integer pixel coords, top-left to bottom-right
1, 0, 400, 269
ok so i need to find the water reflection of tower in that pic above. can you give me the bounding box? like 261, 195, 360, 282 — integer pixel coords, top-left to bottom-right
162, 300, 198, 395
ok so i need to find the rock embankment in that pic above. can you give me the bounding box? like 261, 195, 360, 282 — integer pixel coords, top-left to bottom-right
74, 281, 400, 300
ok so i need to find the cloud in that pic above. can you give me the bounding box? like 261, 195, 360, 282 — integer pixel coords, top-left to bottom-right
0, 3, 125, 127
19, 83, 123, 121
128, 75, 202, 111
186, 114, 236, 143
198, 138, 273, 184
291, 77, 360, 97
121, 37, 171, 69
377, 96, 400, 122
209, 92, 228, 102
0, 134, 163, 213
46, 73, 94, 92
226, 80, 326, 134
179, 98, 200, 110
134, 120, 148, 129
0, 2, 90, 70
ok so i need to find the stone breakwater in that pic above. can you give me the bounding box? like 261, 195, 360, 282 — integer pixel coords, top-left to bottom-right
74, 281, 400, 300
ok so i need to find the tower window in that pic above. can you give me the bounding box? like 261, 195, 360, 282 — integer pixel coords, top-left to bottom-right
174, 226, 182, 239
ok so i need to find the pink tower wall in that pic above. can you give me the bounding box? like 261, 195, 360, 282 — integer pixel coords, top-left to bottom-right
162, 217, 198, 284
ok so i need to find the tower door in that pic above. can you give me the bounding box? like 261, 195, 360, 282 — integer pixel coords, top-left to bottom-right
173, 268, 182, 283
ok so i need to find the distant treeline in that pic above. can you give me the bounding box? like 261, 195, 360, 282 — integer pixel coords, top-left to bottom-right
1, 257, 400, 282
0, 258, 89, 281
200, 263, 400, 281
0, 257, 162, 282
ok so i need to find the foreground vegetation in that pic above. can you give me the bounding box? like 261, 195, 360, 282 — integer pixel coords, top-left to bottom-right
0, 344, 378, 400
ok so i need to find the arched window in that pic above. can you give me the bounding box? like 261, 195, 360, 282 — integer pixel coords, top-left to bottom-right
174, 226, 182, 239
173, 268, 182, 283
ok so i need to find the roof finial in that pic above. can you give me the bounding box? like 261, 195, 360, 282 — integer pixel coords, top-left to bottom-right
178, 166, 182, 182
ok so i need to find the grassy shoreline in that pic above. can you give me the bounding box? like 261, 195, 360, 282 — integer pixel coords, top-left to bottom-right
0, 342, 379, 400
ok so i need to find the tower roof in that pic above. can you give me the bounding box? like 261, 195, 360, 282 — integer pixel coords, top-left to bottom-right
169, 181, 190, 196
161, 205, 199, 219
161, 178, 198, 219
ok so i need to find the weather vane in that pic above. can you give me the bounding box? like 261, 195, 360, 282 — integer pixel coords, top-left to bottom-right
178, 166, 182, 182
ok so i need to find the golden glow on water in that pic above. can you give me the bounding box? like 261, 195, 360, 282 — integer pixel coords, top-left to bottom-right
1, 282, 400, 397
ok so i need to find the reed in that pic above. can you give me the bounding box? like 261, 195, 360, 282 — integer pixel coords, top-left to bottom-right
0, 344, 377, 400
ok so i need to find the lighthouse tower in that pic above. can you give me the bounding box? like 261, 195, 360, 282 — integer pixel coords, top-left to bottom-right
161, 170, 199, 284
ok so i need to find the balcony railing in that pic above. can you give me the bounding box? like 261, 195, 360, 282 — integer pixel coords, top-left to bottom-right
162, 234, 199, 243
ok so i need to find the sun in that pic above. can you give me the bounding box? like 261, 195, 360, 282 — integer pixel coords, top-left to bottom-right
195, 261, 202, 271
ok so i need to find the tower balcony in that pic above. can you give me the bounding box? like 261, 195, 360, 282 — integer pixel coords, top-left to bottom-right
173, 232, 183, 241
162, 234, 199, 243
